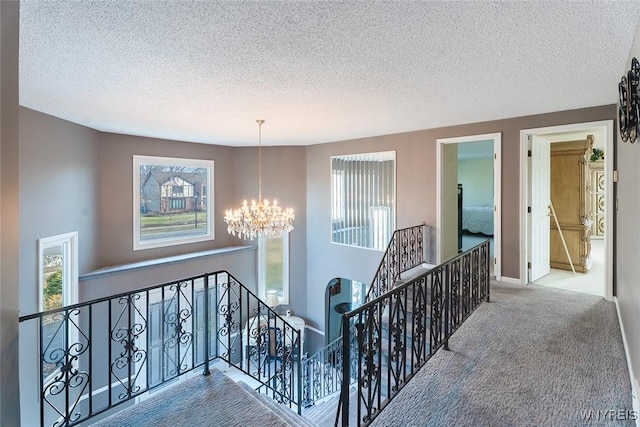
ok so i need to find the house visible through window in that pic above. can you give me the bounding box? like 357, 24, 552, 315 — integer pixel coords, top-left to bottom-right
331, 151, 396, 251
258, 233, 290, 305
133, 155, 214, 250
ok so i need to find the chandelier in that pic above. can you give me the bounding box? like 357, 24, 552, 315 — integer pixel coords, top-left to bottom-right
224, 120, 295, 240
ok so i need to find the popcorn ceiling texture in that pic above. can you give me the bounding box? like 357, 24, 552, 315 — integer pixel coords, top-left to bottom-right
19, 1, 640, 146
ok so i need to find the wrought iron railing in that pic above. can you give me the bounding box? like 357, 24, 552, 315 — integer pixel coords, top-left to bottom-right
301, 224, 429, 407
302, 332, 357, 407
365, 224, 428, 302
338, 239, 490, 426
18, 270, 302, 427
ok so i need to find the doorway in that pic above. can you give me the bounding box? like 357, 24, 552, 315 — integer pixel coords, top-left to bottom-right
519, 121, 614, 300
436, 133, 502, 280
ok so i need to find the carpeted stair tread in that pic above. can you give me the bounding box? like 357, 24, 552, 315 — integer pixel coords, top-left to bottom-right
302, 385, 360, 426
237, 381, 315, 427
91, 368, 292, 427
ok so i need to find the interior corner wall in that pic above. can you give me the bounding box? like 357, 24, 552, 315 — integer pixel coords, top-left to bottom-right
97, 135, 308, 317
615, 20, 640, 404
18, 107, 102, 315
0, 1, 20, 425
305, 105, 614, 352
231, 146, 308, 316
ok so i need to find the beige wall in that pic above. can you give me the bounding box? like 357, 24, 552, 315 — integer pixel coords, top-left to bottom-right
1, 1, 20, 425
305, 105, 615, 348
615, 21, 640, 403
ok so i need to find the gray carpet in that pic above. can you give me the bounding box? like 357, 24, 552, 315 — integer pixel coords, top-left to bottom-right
369, 282, 634, 427
91, 368, 293, 427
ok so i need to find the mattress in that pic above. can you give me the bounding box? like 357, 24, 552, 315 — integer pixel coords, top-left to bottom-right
462, 205, 494, 235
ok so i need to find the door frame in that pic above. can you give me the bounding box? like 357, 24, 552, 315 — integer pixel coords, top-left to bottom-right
436, 133, 502, 280
519, 120, 614, 300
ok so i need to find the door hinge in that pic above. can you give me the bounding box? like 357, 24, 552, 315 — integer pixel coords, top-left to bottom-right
613, 170, 619, 183
494, 153, 497, 160
494, 258, 497, 264
527, 150, 532, 157
527, 262, 531, 269
527, 206, 531, 213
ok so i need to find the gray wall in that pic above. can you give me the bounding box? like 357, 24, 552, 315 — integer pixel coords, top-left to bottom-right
98, 133, 237, 266
304, 105, 615, 346
231, 146, 307, 315
97, 134, 308, 315
615, 22, 640, 401
1, 2, 20, 425
19, 107, 102, 314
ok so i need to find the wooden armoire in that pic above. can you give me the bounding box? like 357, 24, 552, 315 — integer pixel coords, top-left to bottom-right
549, 136, 593, 273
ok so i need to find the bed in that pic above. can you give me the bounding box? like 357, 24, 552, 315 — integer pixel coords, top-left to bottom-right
462, 205, 494, 236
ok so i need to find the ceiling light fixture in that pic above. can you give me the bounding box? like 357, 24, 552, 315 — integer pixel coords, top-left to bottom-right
224, 120, 295, 240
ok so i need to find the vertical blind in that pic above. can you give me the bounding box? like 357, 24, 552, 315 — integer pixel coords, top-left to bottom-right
331, 151, 396, 251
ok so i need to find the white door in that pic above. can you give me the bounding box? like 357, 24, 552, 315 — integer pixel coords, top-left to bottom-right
529, 135, 550, 282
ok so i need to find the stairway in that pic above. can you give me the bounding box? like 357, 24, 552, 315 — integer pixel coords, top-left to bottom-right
91, 368, 314, 427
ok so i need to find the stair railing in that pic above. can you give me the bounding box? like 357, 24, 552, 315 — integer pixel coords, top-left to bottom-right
18, 270, 302, 427
338, 239, 491, 426
301, 224, 431, 407
365, 224, 431, 302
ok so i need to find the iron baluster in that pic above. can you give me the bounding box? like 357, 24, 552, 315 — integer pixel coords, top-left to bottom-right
203, 275, 210, 375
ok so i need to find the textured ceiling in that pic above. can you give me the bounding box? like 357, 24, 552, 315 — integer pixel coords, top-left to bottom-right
19, 1, 640, 147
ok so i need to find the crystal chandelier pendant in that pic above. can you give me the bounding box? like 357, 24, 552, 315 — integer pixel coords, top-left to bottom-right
224, 120, 295, 240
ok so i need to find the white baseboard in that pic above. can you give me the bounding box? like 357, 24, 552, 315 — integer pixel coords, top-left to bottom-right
614, 296, 640, 427
498, 276, 521, 285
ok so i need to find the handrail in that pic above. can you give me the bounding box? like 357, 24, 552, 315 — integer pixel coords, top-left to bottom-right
365, 224, 427, 302
19, 269, 302, 427
301, 224, 428, 407
338, 239, 491, 426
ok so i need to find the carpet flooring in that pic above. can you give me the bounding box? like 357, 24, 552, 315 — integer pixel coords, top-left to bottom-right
90, 368, 299, 427
369, 282, 634, 427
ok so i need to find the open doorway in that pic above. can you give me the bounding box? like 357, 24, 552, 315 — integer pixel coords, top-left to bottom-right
436, 133, 502, 280
520, 121, 614, 300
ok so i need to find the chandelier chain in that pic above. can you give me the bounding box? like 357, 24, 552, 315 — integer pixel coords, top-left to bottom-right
257, 119, 263, 201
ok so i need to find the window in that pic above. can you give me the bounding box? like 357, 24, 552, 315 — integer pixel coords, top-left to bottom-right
38, 232, 78, 311
38, 232, 79, 384
133, 155, 214, 250
258, 233, 290, 305
331, 151, 396, 251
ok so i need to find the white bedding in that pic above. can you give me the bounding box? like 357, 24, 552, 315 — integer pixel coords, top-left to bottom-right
462, 205, 494, 235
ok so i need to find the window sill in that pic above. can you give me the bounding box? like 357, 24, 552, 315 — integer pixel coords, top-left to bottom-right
79, 245, 254, 281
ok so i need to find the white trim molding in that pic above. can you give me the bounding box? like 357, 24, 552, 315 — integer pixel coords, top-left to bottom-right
436, 133, 502, 280
614, 297, 640, 426
519, 121, 613, 300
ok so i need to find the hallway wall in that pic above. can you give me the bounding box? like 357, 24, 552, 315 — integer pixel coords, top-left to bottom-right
615, 19, 640, 408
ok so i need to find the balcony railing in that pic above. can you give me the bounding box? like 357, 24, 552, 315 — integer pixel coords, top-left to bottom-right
302, 224, 429, 407
338, 239, 491, 426
19, 271, 301, 427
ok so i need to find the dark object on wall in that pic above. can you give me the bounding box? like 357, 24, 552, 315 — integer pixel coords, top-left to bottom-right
458, 184, 463, 253
619, 57, 640, 143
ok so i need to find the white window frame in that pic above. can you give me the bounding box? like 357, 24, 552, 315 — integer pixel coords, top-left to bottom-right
38, 231, 78, 311
133, 155, 214, 250
258, 233, 290, 305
